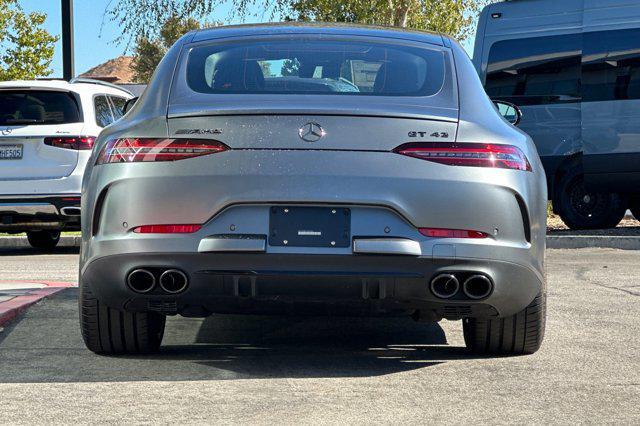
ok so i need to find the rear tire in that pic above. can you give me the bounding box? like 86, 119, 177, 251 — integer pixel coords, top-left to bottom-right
554, 163, 626, 229
27, 230, 60, 250
463, 292, 546, 356
79, 281, 165, 355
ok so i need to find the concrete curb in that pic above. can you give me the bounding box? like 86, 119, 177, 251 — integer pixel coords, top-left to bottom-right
1, 235, 639, 250
0, 236, 81, 249
0, 282, 76, 327
547, 235, 640, 250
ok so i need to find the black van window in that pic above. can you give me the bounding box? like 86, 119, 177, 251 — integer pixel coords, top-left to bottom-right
583, 28, 640, 102
485, 34, 582, 105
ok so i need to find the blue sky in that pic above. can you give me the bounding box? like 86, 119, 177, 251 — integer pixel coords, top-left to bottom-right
20, 0, 476, 78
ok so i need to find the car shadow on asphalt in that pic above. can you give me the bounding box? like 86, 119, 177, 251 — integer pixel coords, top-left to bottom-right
0, 288, 485, 383
147, 315, 480, 379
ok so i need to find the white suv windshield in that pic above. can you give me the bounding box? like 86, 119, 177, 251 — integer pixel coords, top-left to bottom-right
187, 39, 446, 97
0, 90, 81, 126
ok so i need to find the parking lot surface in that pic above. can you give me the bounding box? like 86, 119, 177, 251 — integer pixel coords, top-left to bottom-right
0, 248, 638, 424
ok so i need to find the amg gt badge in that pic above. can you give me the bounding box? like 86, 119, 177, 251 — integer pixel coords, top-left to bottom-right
175, 128, 222, 135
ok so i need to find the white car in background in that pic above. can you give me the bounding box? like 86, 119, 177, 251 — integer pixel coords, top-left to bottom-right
0, 78, 133, 250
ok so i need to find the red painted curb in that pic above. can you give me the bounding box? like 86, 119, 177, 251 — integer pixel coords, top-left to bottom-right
0, 282, 76, 327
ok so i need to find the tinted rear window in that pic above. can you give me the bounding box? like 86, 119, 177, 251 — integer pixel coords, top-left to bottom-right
485, 35, 582, 106
186, 39, 446, 97
0, 90, 81, 125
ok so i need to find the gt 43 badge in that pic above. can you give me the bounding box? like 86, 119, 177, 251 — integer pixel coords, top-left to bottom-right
408, 131, 449, 138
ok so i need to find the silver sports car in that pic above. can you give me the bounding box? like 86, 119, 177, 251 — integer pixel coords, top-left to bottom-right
79, 23, 547, 356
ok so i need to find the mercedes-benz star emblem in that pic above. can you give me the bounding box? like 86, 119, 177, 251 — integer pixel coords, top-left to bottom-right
298, 122, 325, 142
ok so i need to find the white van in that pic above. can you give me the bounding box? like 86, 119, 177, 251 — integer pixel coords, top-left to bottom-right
473, 0, 640, 229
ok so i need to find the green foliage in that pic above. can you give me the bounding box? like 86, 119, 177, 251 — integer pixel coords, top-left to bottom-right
259, 61, 273, 77
281, 58, 300, 76
0, 0, 58, 81
108, 0, 217, 48
109, 0, 495, 47
131, 15, 202, 83
289, 0, 491, 40
292, 0, 498, 39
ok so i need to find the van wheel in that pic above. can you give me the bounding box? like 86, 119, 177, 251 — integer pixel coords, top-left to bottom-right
26, 230, 61, 250
463, 292, 546, 356
554, 164, 626, 229
79, 281, 165, 355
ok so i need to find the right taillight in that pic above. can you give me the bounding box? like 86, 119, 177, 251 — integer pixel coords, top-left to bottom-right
394, 142, 532, 171
95, 138, 228, 165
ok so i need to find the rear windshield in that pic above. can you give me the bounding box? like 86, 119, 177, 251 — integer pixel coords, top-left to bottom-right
0, 90, 81, 125
186, 39, 446, 97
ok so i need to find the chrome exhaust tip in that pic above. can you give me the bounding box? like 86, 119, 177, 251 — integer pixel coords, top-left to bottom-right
127, 269, 156, 293
60, 206, 81, 216
462, 275, 493, 300
430, 274, 460, 299
159, 269, 188, 294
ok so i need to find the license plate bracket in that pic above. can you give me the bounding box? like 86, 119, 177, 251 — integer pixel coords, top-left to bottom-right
269, 206, 351, 248
0, 144, 23, 160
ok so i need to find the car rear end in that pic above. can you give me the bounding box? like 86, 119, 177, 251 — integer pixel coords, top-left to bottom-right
80, 26, 547, 355
0, 84, 92, 235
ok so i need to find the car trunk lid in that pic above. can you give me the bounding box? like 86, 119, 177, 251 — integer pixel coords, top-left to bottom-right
167, 109, 458, 151
0, 123, 84, 180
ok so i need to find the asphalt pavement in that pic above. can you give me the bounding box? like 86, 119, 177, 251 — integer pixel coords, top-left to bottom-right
0, 247, 638, 424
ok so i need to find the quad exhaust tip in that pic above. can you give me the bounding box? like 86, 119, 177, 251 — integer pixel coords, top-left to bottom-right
127, 269, 156, 293
462, 275, 493, 300
430, 274, 460, 299
159, 269, 189, 294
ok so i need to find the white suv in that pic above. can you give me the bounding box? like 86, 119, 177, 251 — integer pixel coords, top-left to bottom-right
0, 78, 133, 250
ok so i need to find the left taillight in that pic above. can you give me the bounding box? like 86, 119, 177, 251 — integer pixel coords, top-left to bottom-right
95, 138, 228, 165
394, 142, 532, 172
44, 136, 95, 150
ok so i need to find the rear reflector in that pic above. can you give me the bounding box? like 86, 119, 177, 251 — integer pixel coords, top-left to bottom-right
419, 228, 489, 239
44, 136, 95, 150
96, 138, 228, 164
133, 224, 202, 234
394, 142, 531, 171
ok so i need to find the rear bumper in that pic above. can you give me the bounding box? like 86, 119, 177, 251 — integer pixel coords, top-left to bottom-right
81, 149, 547, 318
0, 171, 83, 195
82, 251, 543, 319
0, 195, 81, 231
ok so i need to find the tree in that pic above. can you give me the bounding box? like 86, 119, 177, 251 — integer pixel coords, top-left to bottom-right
290, 0, 494, 40
131, 15, 202, 82
0, 0, 58, 81
281, 59, 300, 76
108, 0, 495, 47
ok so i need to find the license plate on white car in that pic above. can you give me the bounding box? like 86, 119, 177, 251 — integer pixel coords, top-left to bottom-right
0, 144, 23, 160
